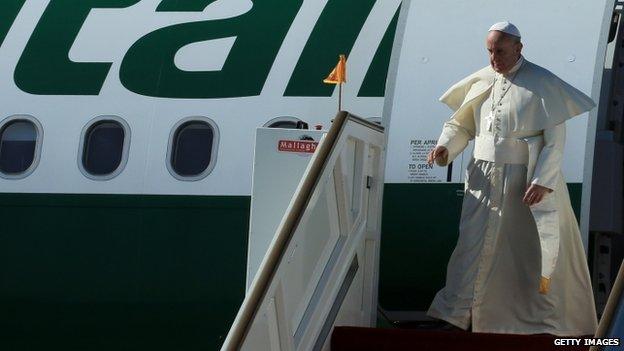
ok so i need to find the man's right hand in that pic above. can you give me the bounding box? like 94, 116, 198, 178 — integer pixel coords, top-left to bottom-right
427, 146, 449, 166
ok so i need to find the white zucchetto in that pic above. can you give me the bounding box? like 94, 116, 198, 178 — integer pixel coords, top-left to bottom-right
488, 21, 521, 38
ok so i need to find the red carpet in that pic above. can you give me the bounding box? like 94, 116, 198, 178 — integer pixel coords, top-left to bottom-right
331, 326, 592, 351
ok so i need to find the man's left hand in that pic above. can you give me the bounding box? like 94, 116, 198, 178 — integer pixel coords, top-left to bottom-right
523, 183, 553, 206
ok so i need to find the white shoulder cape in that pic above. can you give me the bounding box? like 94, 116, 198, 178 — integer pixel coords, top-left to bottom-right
438, 59, 595, 292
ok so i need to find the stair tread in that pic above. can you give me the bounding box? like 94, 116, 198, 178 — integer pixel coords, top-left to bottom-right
331, 326, 592, 351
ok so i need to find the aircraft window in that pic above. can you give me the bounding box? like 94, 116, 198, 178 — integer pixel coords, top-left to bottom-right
79, 116, 130, 180
0, 117, 41, 177
264, 116, 303, 129
168, 117, 219, 180
269, 120, 298, 128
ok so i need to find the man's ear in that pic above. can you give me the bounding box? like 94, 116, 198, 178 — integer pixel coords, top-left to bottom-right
516, 42, 523, 54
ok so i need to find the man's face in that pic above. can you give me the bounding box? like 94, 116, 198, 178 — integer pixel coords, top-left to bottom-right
486, 31, 522, 74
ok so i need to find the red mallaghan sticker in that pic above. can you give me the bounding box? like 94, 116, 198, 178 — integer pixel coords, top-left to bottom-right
278, 140, 318, 153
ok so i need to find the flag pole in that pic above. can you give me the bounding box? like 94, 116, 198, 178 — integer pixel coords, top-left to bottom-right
338, 83, 342, 111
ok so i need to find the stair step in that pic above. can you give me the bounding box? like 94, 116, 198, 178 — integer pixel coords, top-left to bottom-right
331, 326, 591, 351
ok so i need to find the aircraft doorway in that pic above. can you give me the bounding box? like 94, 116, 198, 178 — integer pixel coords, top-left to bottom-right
588, 1, 624, 318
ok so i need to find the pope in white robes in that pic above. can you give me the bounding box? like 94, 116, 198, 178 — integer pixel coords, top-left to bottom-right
426, 22, 598, 336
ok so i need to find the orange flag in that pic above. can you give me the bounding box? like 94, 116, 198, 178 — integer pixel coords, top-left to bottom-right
323, 54, 346, 84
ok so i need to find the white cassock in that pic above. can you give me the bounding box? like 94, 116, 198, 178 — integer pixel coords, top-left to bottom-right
426, 56, 598, 336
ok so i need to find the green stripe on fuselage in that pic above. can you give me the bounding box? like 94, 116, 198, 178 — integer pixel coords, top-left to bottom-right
0, 193, 249, 350
0, 184, 582, 349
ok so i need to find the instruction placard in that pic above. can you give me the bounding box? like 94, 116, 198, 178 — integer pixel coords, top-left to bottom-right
407, 139, 442, 183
